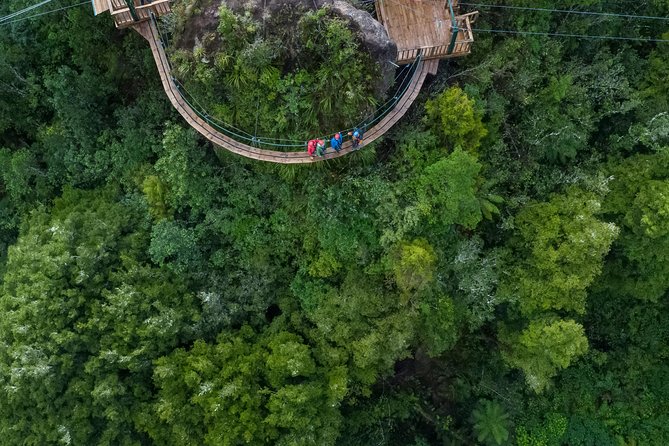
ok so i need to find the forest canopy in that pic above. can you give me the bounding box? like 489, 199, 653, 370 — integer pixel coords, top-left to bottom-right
0, 0, 668, 445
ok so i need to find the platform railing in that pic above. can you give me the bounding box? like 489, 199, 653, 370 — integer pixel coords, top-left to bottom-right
447, 0, 458, 54
398, 43, 470, 64
396, 11, 477, 64
108, 0, 168, 11
108, 0, 126, 11
377, 0, 478, 64
135, 1, 170, 20
108, 0, 170, 27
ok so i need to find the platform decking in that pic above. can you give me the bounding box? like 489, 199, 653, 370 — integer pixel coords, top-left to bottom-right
376, 0, 452, 56
134, 19, 438, 164
376, 0, 476, 64
93, 0, 170, 27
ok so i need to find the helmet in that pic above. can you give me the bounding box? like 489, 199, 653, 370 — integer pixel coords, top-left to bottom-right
334, 133, 341, 140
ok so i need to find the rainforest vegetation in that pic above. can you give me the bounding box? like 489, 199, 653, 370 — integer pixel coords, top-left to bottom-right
167, 2, 382, 140
0, 0, 668, 445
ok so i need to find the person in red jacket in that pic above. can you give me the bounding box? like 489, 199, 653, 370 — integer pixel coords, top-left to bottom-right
307, 139, 317, 157
307, 139, 325, 157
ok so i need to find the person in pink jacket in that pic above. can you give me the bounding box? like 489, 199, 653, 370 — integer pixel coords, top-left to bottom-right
307, 139, 325, 157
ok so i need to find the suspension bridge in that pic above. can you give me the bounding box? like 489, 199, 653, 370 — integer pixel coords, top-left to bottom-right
136, 16, 440, 163
95, 0, 477, 163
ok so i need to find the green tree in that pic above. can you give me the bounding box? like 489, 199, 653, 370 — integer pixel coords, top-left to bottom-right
418, 294, 458, 357
417, 148, 485, 229
425, 86, 488, 151
451, 237, 500, 330
472, 400, 510, 445
500, 188, 618, 316
149, 219, 203, 274
293, 269, 416, 392
392, 238, 437, 296
599, 152, 669, 301
143, 174, 171, 220
155, 124, 217, 215
502, 319, 588, 393
147, 325, 345, 446
0, 148, 45, 209
515, 413, 567, 446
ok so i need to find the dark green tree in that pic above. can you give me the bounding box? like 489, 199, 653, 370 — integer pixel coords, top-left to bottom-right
472, 400, 511, 445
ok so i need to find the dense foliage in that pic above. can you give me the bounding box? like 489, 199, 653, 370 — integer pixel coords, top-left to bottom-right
167, 0, 381, 140
0, 0, 668, 444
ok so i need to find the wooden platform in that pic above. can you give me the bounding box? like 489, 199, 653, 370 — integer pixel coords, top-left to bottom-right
134, 19, 438, 164
376, 0, 477, 64
93, 0, 170, 28
377, 0, 452, 56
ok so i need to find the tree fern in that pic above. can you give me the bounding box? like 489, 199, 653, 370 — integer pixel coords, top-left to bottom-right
472, 400, 510, 445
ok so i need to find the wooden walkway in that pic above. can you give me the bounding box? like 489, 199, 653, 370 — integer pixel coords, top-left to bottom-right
134, 19, 438, 164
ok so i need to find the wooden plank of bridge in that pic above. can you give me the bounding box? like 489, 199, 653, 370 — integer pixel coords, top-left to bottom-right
136, 19, 436, 164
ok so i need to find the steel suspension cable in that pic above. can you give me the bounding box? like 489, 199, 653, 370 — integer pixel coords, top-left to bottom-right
0, 0, 88, 26
460, 3, 669, 22
0, 0, 53, 23
470, 27, 669, 43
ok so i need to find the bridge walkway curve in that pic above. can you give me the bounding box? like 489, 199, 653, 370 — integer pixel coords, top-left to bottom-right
134, 19, 438, 164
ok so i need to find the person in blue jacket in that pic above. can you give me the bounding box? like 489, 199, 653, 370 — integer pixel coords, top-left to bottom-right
330, 132, 343, 153
348, 127, 363, 149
